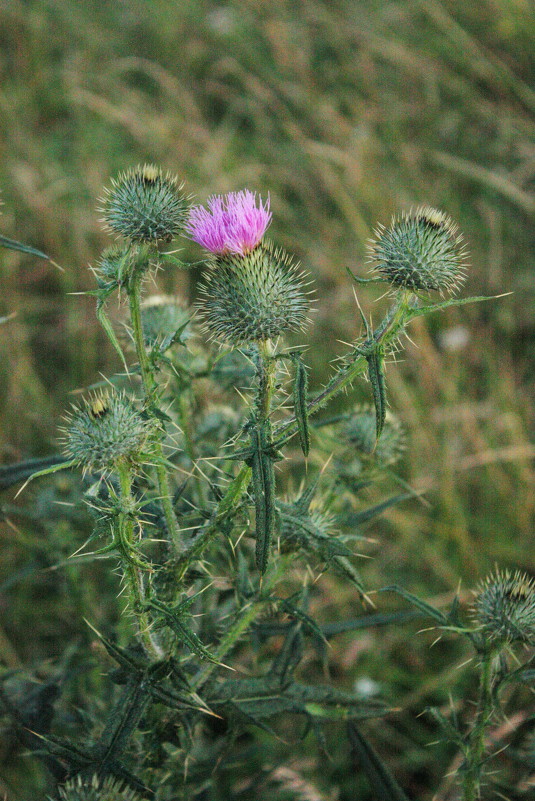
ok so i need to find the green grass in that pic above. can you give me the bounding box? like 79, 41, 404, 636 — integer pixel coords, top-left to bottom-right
0, 0, 534, 798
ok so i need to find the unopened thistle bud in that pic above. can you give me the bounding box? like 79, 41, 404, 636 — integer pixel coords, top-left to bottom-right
343, 405, 405, 466
101, 164, 189, 243
474, 569, 535, 646
198, 241, 310, 344
186, 190, 271, 255
61, 390, 155, 474
53, 774, 146, 801
140, 294, 191, 349
93, 245, 133, 287
368, 207, 467, 294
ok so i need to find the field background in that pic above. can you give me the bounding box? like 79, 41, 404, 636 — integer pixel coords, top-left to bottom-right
0, 0, 533, 799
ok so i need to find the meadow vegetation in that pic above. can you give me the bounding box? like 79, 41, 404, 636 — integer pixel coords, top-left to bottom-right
0, 1, 533, 799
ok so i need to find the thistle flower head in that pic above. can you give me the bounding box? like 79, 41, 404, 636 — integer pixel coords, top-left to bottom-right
473, 569, 535, 646
61, 390, 155, 474
197, 241, 310, 343
101, 164, 189, 243
140, 294, 191, 349
186, 190, 271, 255
368, 206, 467, 294
53, 774, 146, 801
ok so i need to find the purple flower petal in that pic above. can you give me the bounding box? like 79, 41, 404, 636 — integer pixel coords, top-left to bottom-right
186, 190, 271, 255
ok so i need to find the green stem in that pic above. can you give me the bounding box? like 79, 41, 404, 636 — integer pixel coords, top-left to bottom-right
462, 651, 496, 801
117, 464, 163, 660
257, 339, 277, 422
190, 555, 290, 692
273, 292, 411, 447
128, 266, 181, 551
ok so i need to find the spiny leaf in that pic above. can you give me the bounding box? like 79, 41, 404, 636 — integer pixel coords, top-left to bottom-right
425, 707, 465, 749
280, 595, 328, 645
147, 599, 218, 662
380, 586, 448, 624
292, 353, 310, 456
405, 293, 510, 322
98, 679, 150, 762
96, 296, 128, 370
0, 455, 71, 490
271, 622, 304, 683
248, 423, 278, 573
366, 349, 387, 439
348, 723, 412, 801
0, 234, 49, 260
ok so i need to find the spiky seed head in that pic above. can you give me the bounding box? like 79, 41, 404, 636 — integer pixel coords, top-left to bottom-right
61, 390, 155, 474
473, 569, 535, 646
53, 774, 146, 801
343, 405, 405, 466
368, 206, 468, 294
140, 294, 191, 349
186, 190, 272, 255
197, 241, 310, 344
101, 164, 189, 243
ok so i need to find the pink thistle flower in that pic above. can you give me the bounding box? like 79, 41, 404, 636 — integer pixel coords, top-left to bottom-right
186, 190, 271, 255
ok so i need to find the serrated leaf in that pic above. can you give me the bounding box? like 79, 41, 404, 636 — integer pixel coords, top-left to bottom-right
280, 596, 328, 645
348, 724, 412, 801
380, 586, 448, 624
271, 622, 304, 683
425, 707, 465, 748
321, 609, 421, 639
0, 455, 71, 490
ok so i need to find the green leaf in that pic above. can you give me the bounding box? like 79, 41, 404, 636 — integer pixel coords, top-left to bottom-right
0, 234, 49, 260
425, 707, 465, 748
0, 455, 71, 491
380, 586, 448, 624
248, 423, 278, 573
96, 297, 128, 370
292, 354, 310, 456
366, 349, 387, 439
405, 293, 510, 322
348, 723, 412, 801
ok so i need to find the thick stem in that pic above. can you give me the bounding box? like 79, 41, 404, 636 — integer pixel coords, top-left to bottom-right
117, 464, 163, 660
128, 267, 181, 551
256, 339, 277, 422
462, 651, 496, 801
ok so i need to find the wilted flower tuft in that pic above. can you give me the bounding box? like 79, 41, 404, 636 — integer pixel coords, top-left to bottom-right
368, 206, 467, 294
101, 164, 189, 243
61, 390, 155, 473
186, 190, 271, 255
197, 241, 310, 343
474, 569, 535, 646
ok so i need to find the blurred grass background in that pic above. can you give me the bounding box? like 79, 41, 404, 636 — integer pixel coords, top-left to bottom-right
0, 0, 533, 798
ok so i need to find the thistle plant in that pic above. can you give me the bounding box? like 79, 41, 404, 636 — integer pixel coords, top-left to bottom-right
2, 170, 527, 801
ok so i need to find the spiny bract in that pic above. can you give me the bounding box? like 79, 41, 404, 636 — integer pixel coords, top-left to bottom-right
474, 568, 535, 646
101, 164, 189, 243
61, 390, 155, 473
197, 241, 310, 344
53, 774, 146, 801
368, 206, 467, 294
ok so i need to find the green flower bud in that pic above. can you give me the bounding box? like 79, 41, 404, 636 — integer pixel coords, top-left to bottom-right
368, 206, 467, 294
101, 164, 189, 243
93, 245, 133, 287
53, 774, 146, 801
197, 241, 310, 344
140, 294, 191, 349
343, 405, 405, 465
61, 390, 155, 474
474, 569, 535, 646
